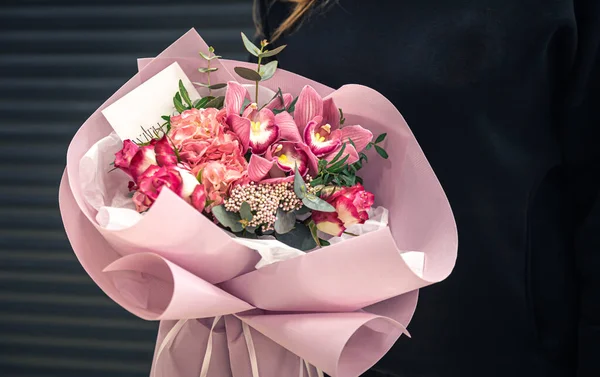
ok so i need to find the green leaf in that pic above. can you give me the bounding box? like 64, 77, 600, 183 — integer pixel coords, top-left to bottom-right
178, 80, 193, 107
275, 222, 317, 251
310, 176, 324, 186
293, 164, 307, 199
287, 96, 298, 112
259, 60, 278, 81
339, 108, 346, 125
173, 94, 186, 113
240, 202, 253, 221
375, 145, 389, 159
375, 133, 387, 144
241, 32, 261, 57
198, 67, 219, 73
365, 143, 373, 150
161, 115, 171, 121
274, 208, 296, 234
302, 193, 335, 212
319, 238, 331, 246
205, 96, 225, 109
196, 168, 204, 182
328, 143, 347, 165
355, 176, 363, 184
212, 205, 244, 232
307, 219, 320, 246
234, 66, 262, 81
258, 44, 287, 58
294, 205, 311, 215
193, 96, 215, 109
327, 154, 350, 173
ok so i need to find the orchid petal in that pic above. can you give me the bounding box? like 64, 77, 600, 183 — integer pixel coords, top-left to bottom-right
259, 175, 295, 185
303, 116, 342, 157
295, 141, 319, 176
271, 141, 308, 175
248, 154, 274, 182
225, 81, 249, 116
265, 92, 293, 110
227, 114, 251, 152
341, 125, 374, 152
322, 97, 341, 129
294, 85, 323, 133
249, 123, 279, 155
274, 111, 302, 142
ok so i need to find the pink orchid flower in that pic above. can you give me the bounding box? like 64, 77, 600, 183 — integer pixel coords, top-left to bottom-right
224, 81, 296, 155
293, 85, 374, 162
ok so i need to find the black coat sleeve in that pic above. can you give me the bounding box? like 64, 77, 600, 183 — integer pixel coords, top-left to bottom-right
564, 1, 600, 376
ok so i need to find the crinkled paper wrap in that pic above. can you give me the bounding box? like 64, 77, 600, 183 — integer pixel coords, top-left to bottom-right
59, 29, 458, 377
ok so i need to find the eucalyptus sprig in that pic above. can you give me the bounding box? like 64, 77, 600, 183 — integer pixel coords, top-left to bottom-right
194, 46, 226, 95
235, 33, 287, 105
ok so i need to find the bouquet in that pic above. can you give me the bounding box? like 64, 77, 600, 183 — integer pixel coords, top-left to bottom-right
60, 29, 457, 377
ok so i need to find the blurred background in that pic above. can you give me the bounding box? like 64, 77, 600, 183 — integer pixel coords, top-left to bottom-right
0, 1, 253, 376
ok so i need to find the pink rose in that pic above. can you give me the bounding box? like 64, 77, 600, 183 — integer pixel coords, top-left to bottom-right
191, 184, 207, 212
114, 140, 139, 175
312, 184, 375, 236
115, 136, 178, 182
170, 108, 228, 147
132, 165, 183, 212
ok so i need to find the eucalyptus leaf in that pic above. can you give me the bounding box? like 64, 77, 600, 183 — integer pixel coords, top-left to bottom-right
198, 67, 219, 73
234, 66, 262, 81
207, 83, 227, 90
275, 222, 317, 251
274, 208, 296, 234
178, 80, 193, 107
240, 202, 253, 221
375, 145, 389, 159
241, 32, 261, 57
258, 44, 287, 58
246, 226, 257, 234
199, 51, 222, 60
212, 205, 244, 232
161, 115, 170, 121
307, 219, 320, 246
293, 164, 307, 199
375, 133, 387, 144
302, 194, 335, 212
205, 96, 225, 109
259, 60, 278, 81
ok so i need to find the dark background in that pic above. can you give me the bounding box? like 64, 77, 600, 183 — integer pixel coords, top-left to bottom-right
0, 1, 253, 376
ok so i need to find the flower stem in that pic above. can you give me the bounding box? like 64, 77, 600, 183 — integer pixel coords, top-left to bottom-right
255, 55, 262, 104
207, 52, 212, 96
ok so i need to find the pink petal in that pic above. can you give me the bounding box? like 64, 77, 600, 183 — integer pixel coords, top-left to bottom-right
335, 196, 363, 228
303, 116, 341, 157
129, 145, 157, 182
259, 175, 295, 184
294, 85, 323, 134
295, 142, 320, 176
322, 97, 340, 129
274, 111, 302, 142
154, 136, 178, 167
341, 125, 374, 152
272, 141, 308, 175
227, 114, 251, 152
265, 93, 293, 110
225, 81, 249, 116
249, 124, 279, 155
248, 154, 274, 182
257, 108, 276, 126
325, 143, 359, 165
312, 211, 345, 237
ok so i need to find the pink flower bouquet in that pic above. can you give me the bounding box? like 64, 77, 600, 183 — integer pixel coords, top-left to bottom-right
59, 29, 457, 377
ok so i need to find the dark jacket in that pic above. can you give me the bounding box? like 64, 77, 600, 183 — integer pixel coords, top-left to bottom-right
254, 1, 600, 376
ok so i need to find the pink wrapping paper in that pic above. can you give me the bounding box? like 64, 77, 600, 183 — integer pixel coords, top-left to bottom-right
59, 29, 458, 377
